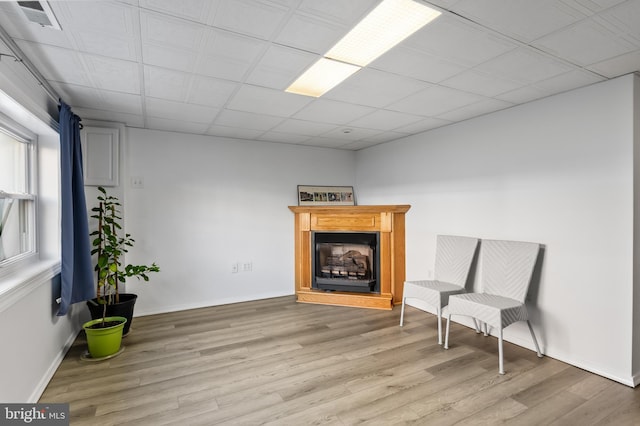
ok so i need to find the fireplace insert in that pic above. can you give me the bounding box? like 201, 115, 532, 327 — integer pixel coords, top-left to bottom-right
312, 232, 379, 293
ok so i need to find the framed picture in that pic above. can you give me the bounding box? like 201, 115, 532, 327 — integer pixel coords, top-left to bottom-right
297, 185, 356, 206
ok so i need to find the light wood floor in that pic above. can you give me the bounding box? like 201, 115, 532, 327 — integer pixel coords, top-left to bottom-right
40, 296, 639, 425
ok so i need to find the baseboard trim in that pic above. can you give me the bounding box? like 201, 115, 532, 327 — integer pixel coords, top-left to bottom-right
28, 326, 81, 403
133, 291, 294, 318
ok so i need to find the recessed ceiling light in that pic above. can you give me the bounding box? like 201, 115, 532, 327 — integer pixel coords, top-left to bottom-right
285, 58, 361, 98
285, 0, 441, 97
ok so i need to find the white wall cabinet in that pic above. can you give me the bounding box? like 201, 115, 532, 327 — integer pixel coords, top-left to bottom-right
81, 126, 119, 187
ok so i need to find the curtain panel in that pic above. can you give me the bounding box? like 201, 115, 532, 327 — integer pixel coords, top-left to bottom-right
58, 101, 94, 316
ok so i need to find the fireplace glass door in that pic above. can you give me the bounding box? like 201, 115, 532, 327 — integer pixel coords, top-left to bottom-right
312, 232, 379, 293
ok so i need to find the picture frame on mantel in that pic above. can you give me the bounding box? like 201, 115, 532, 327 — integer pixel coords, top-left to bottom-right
297, 185, 356, 206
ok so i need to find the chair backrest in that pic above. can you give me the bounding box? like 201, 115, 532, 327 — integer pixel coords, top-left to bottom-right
433, 235, 479, 286
480, 239, 540, 302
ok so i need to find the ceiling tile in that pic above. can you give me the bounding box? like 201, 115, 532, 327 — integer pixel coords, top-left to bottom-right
301, 136, 353, 149
495, 85, 554, 104
476, 47, 576, 85
440, 69, 524, 97
55, 1, 136, 35
294, 99, 376, 124
207, 125, 265, 140
321, 126, 382, 141
325, 68, 433, 108
73, 107, 144, 128
274, 12, 346, 54
533, 69, 605, 93
73, 31, 139, 62
214, 110, 284, 131
245, 45, 317, 90
142, 43, 198, 72
450, 0, 587, 42
147, 117, 211, 134
347, 109, 426, 132
436, 98, 513, 121
563, 0, 627, 13
211, 0, 290, 40
394, 117, 452, 134
359, 130, 411, 144
99, 92, 144, 115
420, 0, 464, 9
141, 11, 206, 51
371, 46, 467, 84
387, 85, 485, 117
534, 17, 638, 66
140, 0, 214, 23
15, 41, 91, 86
227, 85, 313, 117
587, 48, 640, 77
271, 119, 337, 136
194, 30, 266, 81
297, 0, 376, 26
83, 55, 140, 94
145, 97, 219, 123
406, 15, 518, 67
599, 0, 640, 41
49, 82, 102, 109
187, 76, 239, 108
258, 131, 312, 144
144, 66, 191, 101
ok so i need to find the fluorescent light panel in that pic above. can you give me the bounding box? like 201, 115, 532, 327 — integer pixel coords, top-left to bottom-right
285, 58, 361, 98
326, 0, 441, 67
285, 0, 441, 97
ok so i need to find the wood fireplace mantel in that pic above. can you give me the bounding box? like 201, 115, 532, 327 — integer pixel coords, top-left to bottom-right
289, 205, 410, 310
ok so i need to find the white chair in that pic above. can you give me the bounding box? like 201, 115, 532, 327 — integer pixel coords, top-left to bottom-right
400, 235, 479, 345
444, 239, 543, 374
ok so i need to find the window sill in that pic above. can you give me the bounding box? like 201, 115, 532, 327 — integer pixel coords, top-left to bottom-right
0, 259, 61, 313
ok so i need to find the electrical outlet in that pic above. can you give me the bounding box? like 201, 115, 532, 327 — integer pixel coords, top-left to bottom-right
243, 262, 252, 272
131, 176, 144, 189
231, 263, 239, 273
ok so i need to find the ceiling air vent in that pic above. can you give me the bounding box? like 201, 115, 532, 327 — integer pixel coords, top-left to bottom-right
17, 1, 61, 30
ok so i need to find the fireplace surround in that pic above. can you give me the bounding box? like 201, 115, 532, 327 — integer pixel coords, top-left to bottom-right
289, 205, 410, 310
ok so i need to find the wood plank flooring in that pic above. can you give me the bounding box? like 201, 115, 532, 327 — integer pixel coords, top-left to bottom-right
40, 296, 640, 425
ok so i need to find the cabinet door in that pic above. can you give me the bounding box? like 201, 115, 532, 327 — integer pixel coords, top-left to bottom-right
81, 126, 119, 187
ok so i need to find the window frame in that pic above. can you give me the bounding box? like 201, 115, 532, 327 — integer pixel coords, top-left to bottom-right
0, 114, 38, 275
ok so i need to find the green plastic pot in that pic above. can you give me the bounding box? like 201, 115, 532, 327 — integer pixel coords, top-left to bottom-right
83, 316, 127, 359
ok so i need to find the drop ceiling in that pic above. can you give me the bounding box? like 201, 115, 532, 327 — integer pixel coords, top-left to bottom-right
0, 0, 639, 150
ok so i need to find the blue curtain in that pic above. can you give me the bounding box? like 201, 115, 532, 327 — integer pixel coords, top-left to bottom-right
58, 101, 94, 316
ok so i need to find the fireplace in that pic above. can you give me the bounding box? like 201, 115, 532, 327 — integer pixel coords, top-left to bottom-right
289, 205, 410, 310
313, 232, 379, 293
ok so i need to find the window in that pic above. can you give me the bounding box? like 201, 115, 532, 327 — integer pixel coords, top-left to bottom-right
0, 122, 36, 267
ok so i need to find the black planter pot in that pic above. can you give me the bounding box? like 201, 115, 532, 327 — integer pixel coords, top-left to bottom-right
87, 293, 137, 336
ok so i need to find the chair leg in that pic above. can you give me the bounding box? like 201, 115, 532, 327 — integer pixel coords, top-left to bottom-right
483, 322, 489, 337
498, 328, 505, 375
444, 315, 451, 349
472, 318, 480, 333
436, 306, 442, 345
527, 321, 543, 358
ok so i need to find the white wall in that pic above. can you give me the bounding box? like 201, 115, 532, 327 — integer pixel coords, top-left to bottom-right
0, 276, 86, 402
123, 129, 356, 315
356, 74, 637, 386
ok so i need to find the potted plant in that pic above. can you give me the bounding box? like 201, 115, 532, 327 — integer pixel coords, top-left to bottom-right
85, 186, 160, 338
